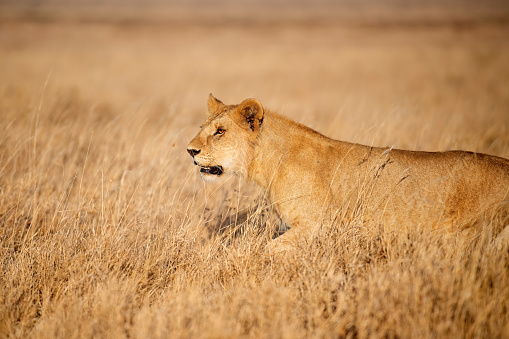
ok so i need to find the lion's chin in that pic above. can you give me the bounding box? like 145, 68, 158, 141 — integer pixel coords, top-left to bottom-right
199, 172, 220, 182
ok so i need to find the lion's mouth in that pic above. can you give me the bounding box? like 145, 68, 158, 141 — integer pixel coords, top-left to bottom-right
199, 165, 224, 176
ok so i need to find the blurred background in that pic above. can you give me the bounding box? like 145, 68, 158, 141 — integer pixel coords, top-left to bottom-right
1, 0, 509, 151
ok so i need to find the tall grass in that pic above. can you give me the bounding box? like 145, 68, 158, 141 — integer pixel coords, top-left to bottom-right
1, 14, 509, 338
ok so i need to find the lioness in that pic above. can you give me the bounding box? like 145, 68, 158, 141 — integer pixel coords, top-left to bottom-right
188, 95, 509, 249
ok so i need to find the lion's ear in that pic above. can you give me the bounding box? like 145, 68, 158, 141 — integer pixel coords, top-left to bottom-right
207, 94, 225, 114
236, 98, 264, 133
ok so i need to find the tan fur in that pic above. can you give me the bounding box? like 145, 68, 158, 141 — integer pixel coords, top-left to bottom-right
188, 95, 509, 250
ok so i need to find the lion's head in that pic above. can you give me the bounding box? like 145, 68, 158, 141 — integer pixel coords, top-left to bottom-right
187, 94, 264, 182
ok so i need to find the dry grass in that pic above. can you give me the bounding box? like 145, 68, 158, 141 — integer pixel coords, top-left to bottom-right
1, 7, 509, 338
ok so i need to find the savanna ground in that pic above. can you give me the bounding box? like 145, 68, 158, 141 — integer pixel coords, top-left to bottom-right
1, 2, 509, 338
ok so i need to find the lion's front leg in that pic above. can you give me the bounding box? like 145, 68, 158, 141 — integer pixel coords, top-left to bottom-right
266, 177, 333, 253
266, 224, 311, 253
265, 211, 325, 253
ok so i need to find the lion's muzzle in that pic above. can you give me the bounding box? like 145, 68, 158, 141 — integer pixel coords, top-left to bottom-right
187, 147, 224, 176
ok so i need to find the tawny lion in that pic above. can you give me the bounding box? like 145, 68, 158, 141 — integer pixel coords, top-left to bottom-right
187, 95, 509, 249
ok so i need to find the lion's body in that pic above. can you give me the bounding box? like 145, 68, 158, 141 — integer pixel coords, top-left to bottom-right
188, 95, 509, 248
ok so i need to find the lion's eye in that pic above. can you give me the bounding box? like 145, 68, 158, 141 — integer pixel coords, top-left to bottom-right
214, 128, 226, 136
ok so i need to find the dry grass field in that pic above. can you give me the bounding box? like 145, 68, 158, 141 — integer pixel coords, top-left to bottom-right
1, 3, 509, 338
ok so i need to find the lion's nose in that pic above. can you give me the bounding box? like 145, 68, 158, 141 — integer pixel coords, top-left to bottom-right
187, 148, 201, 157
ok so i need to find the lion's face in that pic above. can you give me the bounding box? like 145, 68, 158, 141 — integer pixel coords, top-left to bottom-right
187, 95, 264, 182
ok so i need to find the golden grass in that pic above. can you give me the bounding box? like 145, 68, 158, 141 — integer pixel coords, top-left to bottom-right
1, 13, 509, 338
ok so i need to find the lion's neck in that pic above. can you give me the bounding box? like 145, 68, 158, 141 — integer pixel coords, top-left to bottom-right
247, 110, 325, 189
